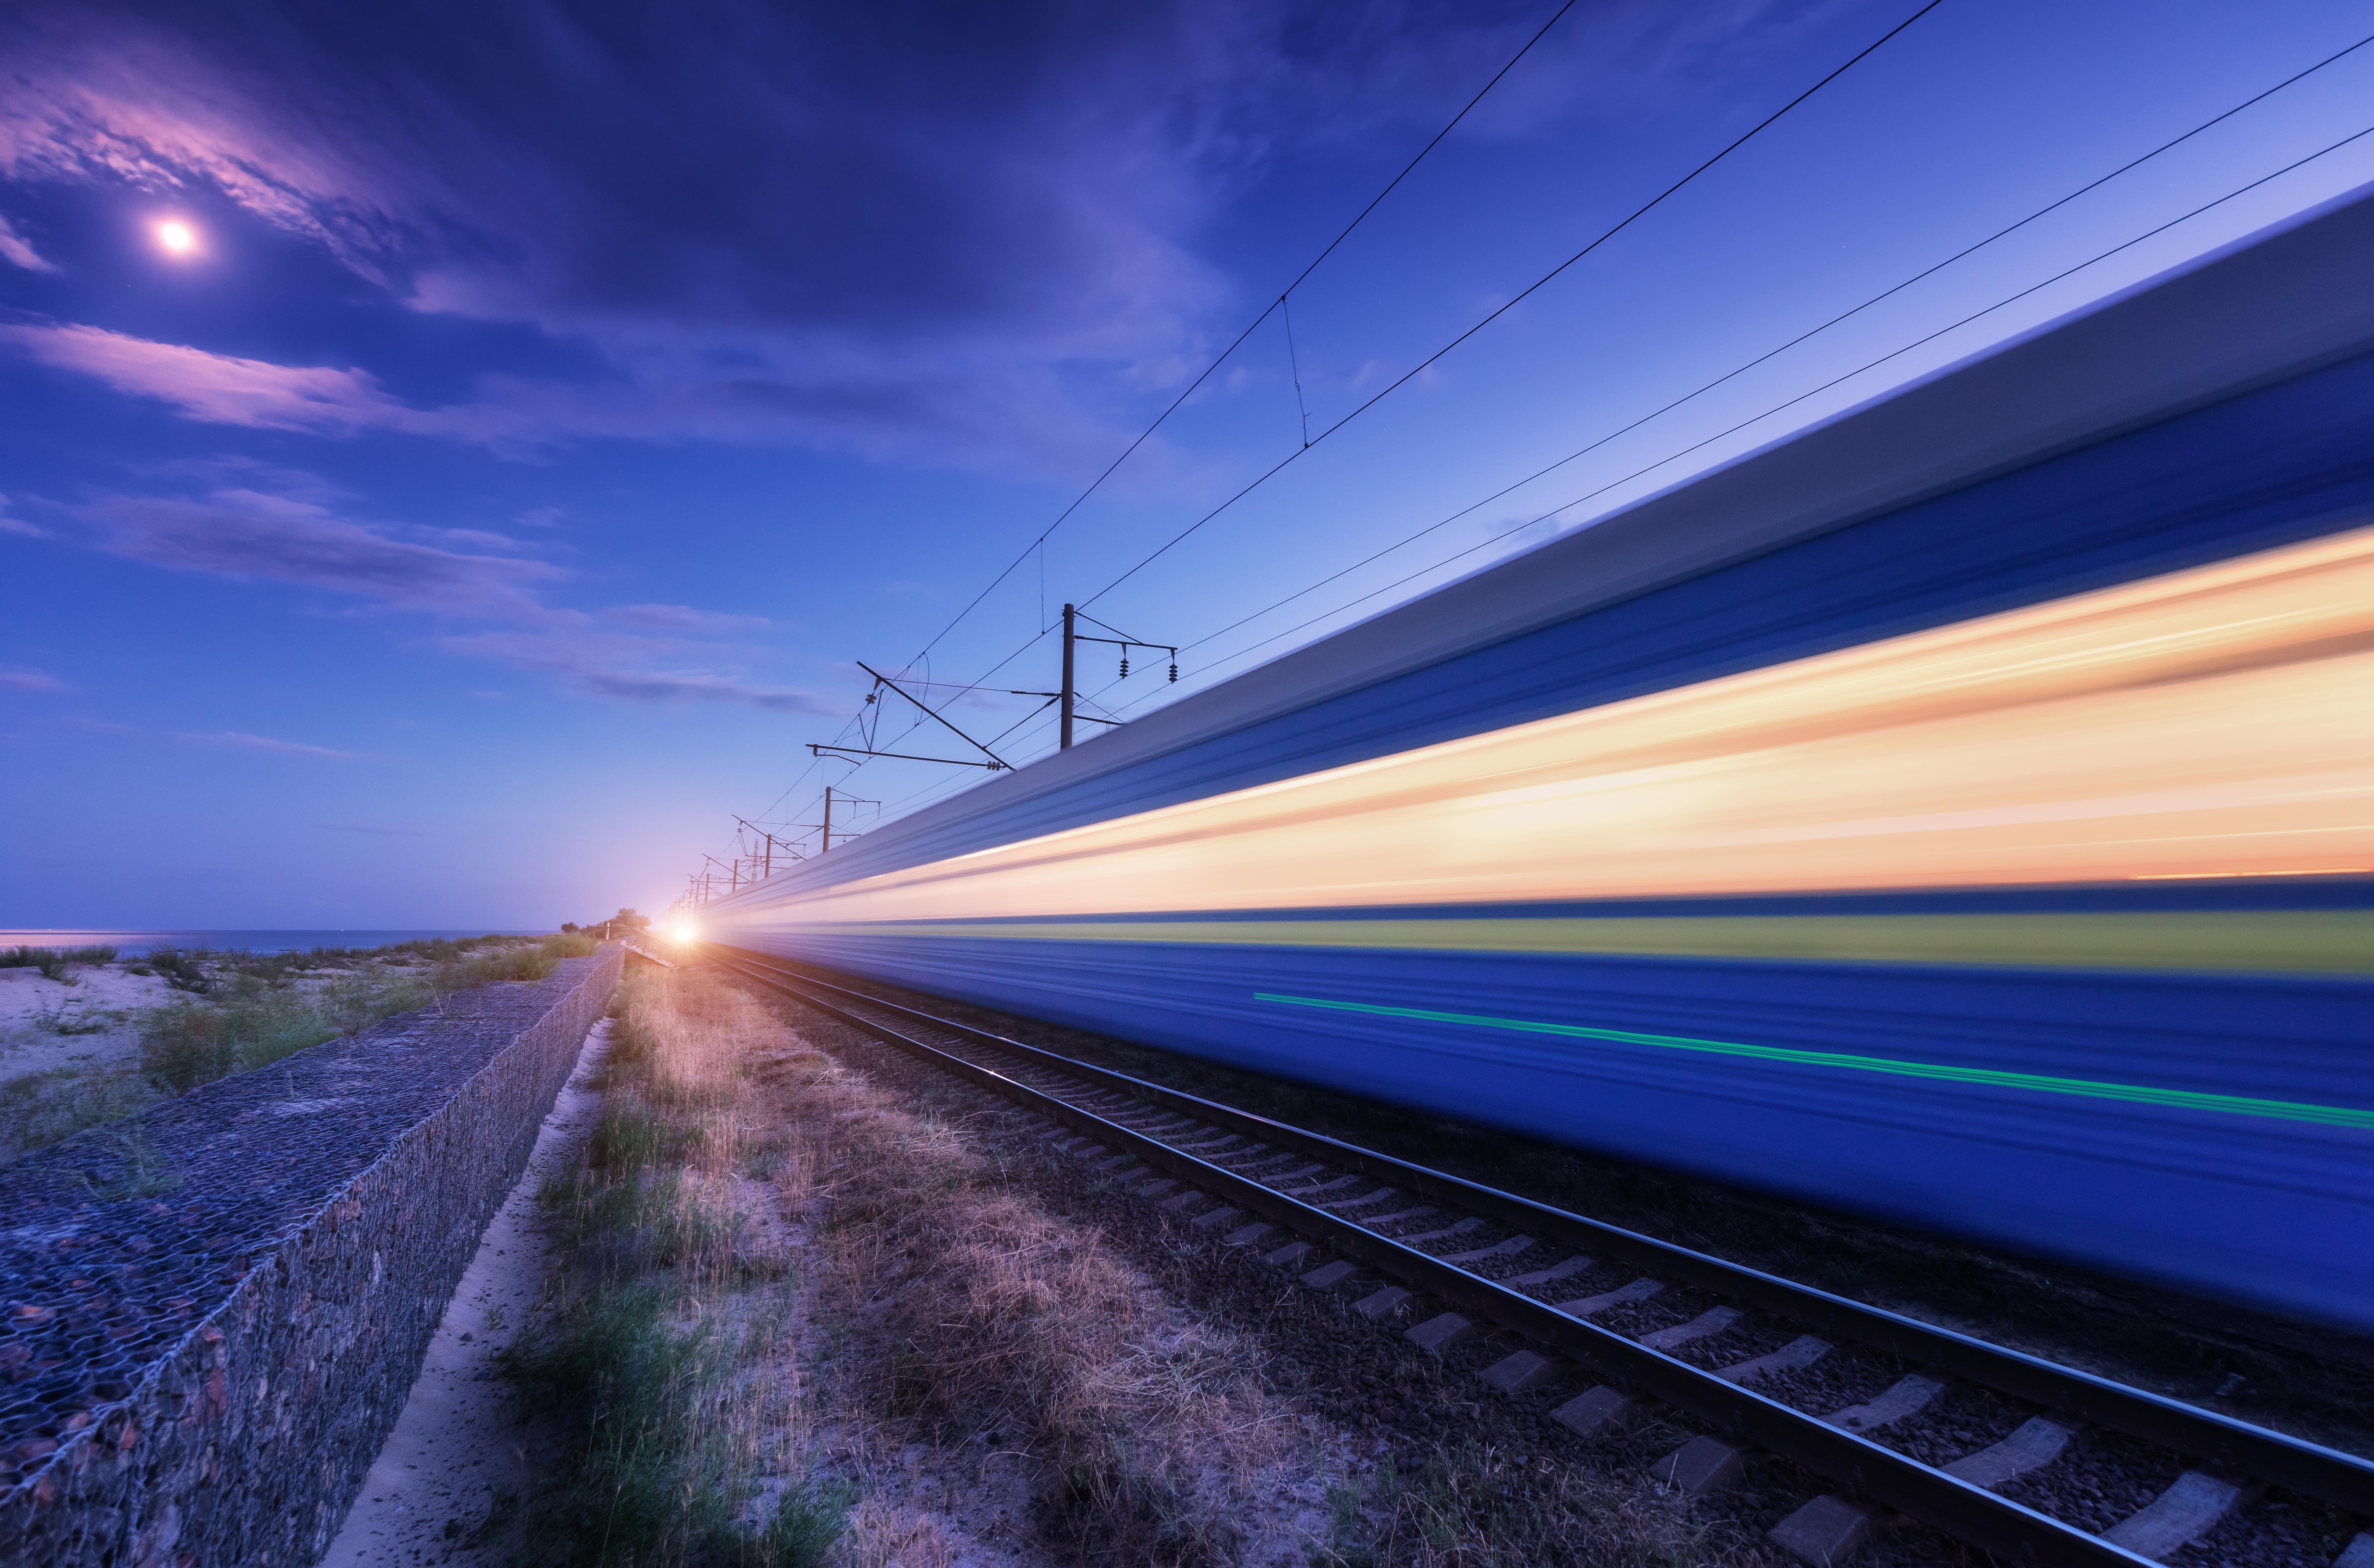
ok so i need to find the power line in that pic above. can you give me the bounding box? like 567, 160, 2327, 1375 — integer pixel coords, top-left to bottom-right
1105, 116, 2374, 705
1073, 0, 1949, 611
891, 0, 1588, 673
1145, 30, 2374, 670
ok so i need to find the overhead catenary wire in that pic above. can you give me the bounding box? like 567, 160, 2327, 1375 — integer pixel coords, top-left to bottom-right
1093, 115, 2374, 711
1073, 0, 1950, 612
1127, 30, 2374, 675
890, 0, 1588, 675
750, 0, 1952, 855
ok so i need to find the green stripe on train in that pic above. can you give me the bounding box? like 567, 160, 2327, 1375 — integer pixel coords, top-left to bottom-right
1254, 992, 2374, 1129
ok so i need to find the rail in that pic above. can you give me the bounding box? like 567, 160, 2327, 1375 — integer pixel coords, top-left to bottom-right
710, 946, 2374, 1567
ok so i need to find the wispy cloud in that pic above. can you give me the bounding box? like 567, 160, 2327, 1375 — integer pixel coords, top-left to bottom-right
603, 603, 772, 633
315, 821, 425, 836
443, 629, 836, 715
0, 668, 69, 692
0, 214, 57, 273
176, 730, 390, 761
79, 484, 562, 619
0, 492, 50, 538
0, 323, 506, 443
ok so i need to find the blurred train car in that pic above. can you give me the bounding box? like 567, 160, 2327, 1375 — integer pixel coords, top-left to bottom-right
710, 185, 2374, 1332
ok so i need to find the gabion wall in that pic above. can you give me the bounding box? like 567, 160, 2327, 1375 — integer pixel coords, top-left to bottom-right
0, 947, 623, 1568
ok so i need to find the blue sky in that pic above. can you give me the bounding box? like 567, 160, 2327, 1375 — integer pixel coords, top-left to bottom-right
5, 0, 2373, 929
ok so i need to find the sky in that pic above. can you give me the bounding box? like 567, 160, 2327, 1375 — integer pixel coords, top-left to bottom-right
4, 0, 2373, 930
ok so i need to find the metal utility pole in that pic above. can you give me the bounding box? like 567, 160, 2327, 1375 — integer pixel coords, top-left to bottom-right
1057, 605, 1176, 748
1060, 603, 1077, 749
811, 785, 879, 856
733, 815, 802, 877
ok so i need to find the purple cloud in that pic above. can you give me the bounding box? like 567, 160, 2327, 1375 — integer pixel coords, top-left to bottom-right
78, 484, 562, 619
0, 213, 54, 272
0, 323, 512, 442
442, 629, 837, 715
0, 668, 68, 691
176, 730, 389, 761
0, 0, 1786, 468
603, 603, 772, 633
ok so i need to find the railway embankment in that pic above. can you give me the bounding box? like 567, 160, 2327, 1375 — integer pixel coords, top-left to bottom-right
0, 946, 622, 1568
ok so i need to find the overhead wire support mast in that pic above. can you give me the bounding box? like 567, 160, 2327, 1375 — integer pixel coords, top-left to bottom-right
851, 660, 1014, 770
1060, 603, 1175, 749
731, 814, 803, 876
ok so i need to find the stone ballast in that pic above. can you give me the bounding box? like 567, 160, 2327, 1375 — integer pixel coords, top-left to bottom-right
0, 947, 622, 1567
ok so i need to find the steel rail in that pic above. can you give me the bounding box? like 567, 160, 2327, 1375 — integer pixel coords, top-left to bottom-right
718, 952, 2374, 1520
712, 952, 2244, 1564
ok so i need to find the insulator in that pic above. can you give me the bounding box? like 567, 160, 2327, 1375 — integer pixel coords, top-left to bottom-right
1119, 657, 1129, 678
1169, 663, 1178, 682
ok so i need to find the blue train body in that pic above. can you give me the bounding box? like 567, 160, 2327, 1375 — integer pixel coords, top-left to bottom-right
712, 186, 2374, 1332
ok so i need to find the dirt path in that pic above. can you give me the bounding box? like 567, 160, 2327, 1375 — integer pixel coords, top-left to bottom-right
318, 1017, 614, 1567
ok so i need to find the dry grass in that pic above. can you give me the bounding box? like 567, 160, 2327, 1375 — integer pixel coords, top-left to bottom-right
516, 966, 1715, 1567
773, 1033, 1303, 1565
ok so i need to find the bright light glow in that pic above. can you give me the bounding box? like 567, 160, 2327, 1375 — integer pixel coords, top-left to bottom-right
735, 524, 2374, 925
155, 220, 196, 255
668, 921, 700, 943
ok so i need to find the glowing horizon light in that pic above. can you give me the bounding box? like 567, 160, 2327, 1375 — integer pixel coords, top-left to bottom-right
669, 921, 700, 942
155, 220, 196, 255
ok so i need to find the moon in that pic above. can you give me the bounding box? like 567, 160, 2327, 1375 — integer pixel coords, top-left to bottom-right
156, 220, 196, 255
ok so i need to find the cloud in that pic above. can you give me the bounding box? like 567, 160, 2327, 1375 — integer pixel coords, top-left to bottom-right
0, 322, 508, 442
315, 821, 425, 836
0, 668, 68, 691
0, 0, 1792, 469
0, 213, 56, 272
176, 730, 389, 761
0, 492, 50, 537
603, 603, 771, 633
78, 483, 562, 619
443, 629, 837, 715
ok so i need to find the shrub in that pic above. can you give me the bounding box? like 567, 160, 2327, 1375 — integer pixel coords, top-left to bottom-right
138, 1005, 237, 1092
146, 948, 212, 993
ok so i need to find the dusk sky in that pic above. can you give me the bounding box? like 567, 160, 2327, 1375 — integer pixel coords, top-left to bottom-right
5, 0, 2373, 930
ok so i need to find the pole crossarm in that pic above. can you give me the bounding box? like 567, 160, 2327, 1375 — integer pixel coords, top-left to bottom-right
808, 742, 1003, 770
854, 661, 1013, 770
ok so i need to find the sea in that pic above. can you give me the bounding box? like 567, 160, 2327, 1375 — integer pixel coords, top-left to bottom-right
0, 930, 542, 956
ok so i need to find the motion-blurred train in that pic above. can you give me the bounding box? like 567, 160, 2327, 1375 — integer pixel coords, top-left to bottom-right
711, 185, 2374, 1333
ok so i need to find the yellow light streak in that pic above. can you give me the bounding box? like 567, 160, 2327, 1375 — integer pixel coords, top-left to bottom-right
735, 525, 2374, 926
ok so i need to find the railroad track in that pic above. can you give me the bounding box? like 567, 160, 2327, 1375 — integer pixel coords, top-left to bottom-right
710, 947, 2374, 1567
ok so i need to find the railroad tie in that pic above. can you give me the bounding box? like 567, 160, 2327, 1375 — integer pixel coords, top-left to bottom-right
1822, 1373, 1946, 1434
1552, 1277, 1663, 1319
1637, 1305, 1742, 1351
2335, 1531, 2374, 1568
1768, 1494, 1878, 1566
1275, 1173, 1364, 1199
1393, 1216, 1484, 1245
1406, 1312, 1476, 1352
1360, 1206, 1439, 1229
1551, 1386, 1635, 1438
1716, 1335, 1830, 1385
1440, 1234, 1535, 1266
2102, 1472, 2259, 1560
1506, 1255, 1593, 1287
1352, 1286, 1411, 1319
1940, 1417, 2078, 1489
1651, 1435, 1745, 1496
1315, 1186, 1399, 1212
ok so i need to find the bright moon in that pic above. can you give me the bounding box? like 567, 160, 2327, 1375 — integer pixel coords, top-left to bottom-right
156, 221, 196, 254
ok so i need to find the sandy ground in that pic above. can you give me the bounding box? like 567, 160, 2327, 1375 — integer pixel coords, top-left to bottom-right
318, 1018, 614, 1567
0, 963, 176, 1086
